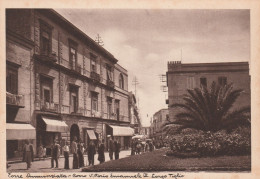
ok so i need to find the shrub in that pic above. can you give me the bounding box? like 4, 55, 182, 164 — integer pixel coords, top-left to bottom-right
167, 127, 250, 157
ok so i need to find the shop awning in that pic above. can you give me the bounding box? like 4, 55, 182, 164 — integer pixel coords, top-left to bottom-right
109, 125, 134, 136
6, 123, 36, 140
42, 117, 68, 132
87, 130, 97, 140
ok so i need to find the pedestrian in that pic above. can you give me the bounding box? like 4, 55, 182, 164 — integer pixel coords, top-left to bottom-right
63, 141, 70, 169
98, 139, 105, 164
23, 140, 34, 170
37, 144, 44, 160
43, 146, 47, 159
131, 139, 135, 155
88, 140, 96, 165
136, 142, 142, 154
71, 136, 79, 169
114, 138, 121, 160
78, 141, 85, 168
108, 136, 114, 160
149, 141, 154, 152
51, 140, 60, 168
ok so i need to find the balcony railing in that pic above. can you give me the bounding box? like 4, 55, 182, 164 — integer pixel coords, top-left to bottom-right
90, 71, 101, 82
6, 92, 25, 108
70, 62, 82, 74
40, 101, 59, 113
35, 52, 58, 63
107, 79, 115, 89
69, 106, 83, 115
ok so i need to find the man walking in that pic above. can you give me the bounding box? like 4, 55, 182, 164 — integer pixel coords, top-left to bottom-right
108, 136, 114, 160
63, 141, 70, 169
71, 136, 79, 169
51, 140, 60, 168
23, 140, 34, 169
114, 138, 121, 160
87, 140, 96, 165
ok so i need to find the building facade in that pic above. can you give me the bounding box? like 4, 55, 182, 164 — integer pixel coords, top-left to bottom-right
129, 92, 141, 134
151, 109, 169, 139
6, 9, 133, 159
166, 61, 251, 122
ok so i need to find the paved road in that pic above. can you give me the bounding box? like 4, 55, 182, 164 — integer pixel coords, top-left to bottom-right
7, 150, 131, 172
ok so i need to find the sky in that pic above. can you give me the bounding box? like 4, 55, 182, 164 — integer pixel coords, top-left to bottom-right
55, 9, 250, 127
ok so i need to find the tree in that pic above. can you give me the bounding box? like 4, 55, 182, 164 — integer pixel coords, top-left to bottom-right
165, 81, 250, 133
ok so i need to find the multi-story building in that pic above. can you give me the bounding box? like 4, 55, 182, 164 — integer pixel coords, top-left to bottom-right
166, 61, 250, 122
6, 9, 133, 159
151, 109, 169, 139
129, 92, 141, 134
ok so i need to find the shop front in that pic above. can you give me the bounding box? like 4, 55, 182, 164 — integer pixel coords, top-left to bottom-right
6, 123, 36, 159
106, 124, 134, 150
36, 115, 68, 156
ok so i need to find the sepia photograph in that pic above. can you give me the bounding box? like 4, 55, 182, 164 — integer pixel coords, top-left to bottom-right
3, 4, 257, 177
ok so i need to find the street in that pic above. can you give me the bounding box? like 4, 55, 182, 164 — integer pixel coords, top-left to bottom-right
7, 150, 131, 172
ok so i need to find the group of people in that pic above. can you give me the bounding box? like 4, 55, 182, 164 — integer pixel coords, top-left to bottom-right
131, 139, 154, 155
108, 136, 121, 160
22, 136, 122, 170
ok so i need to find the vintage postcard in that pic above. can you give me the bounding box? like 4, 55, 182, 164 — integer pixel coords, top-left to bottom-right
1, 0, 260, 179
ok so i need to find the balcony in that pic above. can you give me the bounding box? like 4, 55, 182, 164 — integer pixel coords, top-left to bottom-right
107, 79, 115, 89
70, 62, 82, 74
34, 52, 58, 64
91, 111, 101, 118
40, 101, 59, 113
69, 106, 83, 115
6, 92, 25, 108
90, 71, 101, 82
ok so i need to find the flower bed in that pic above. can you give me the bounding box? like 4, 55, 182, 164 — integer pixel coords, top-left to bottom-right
167, 127, 251, 157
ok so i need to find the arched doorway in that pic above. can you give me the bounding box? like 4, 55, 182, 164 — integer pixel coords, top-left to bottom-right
70, 124, 80, 143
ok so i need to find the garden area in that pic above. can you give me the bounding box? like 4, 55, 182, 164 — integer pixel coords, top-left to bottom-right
164, 82, 251, 159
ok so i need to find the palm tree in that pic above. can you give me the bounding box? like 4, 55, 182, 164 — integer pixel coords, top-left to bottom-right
165, 81, 250, 133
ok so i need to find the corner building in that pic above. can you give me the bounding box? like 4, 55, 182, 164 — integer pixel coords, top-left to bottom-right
6, 9, 133, 158
166, 61, 251, 123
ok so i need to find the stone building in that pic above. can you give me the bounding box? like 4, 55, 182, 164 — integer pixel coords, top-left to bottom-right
6, 9, 133, 159
166, 61, 250, 122
129, 92, 141, 134
151, 109, 169, 139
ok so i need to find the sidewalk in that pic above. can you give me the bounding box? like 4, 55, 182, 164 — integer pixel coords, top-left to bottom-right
7, 150, 131, 172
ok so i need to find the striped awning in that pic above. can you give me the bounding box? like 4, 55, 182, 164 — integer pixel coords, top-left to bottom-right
6, 123, 36, 140
109, 125, 134, 136
42, 117, 68, 132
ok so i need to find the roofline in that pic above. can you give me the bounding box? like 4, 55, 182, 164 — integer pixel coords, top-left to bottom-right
168, 61, 249, 68
153, 108, 169, 116
36, 9, 118, 64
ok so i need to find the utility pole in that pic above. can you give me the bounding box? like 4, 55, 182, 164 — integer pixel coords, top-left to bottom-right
132, 76, 139, 97
95, 34, 104, 46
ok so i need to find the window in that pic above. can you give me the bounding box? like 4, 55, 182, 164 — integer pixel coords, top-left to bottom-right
90, 54, 97, 72
91, 92, 98, 112
107, 97, 112, 118
200, 77, 207, 87
106, 65, 113, 81
40, 21, 52, 55
70, 85, 79, 113
69, 40, 78, 69
119, 74, 124, 89
187, 76, 195, 89
6, 65, 18, 94
40, 75, 53, 105
218, 76, 227, 86
115, 100, 120, 121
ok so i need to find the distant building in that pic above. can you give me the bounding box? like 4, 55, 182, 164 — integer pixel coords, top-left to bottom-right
129, 92, 141, 134
166, 61, 250, 122
139, 127, 151, 138
6, 9, 133, 159
151, 109, 169, 139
